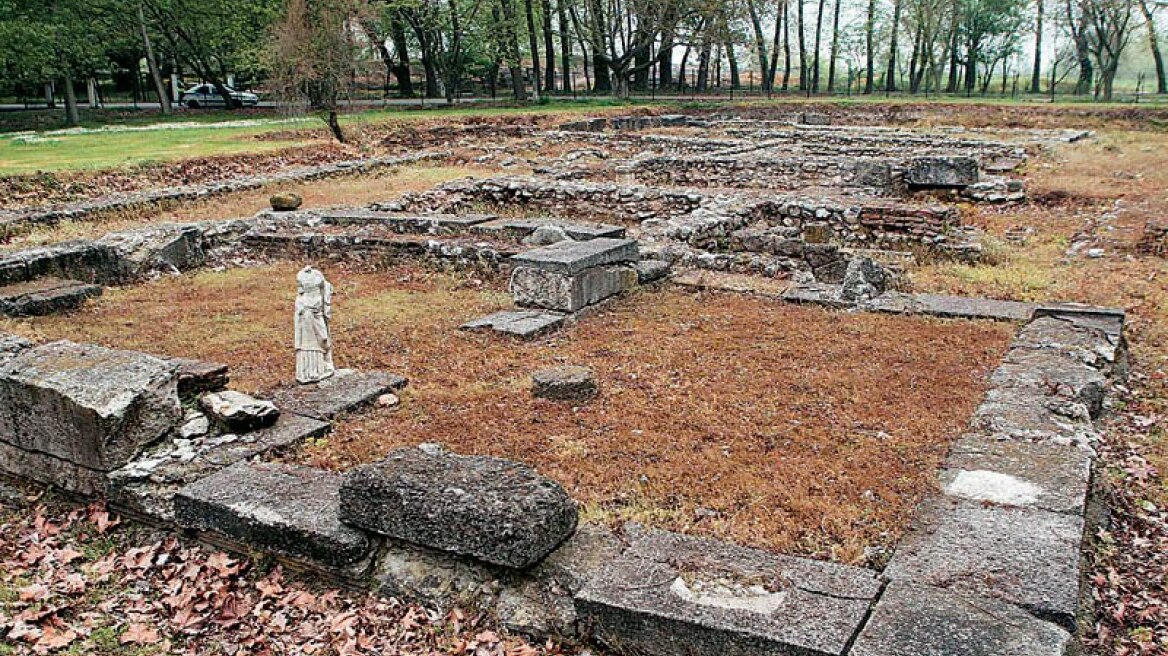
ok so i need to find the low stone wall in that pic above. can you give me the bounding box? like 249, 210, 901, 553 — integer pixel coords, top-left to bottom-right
0, 152, 447, 233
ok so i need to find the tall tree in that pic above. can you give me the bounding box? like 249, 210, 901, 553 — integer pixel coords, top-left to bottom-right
1137, 0, 1166, 94
864, 0, 878, 92
270, 0, 359, 141
1030, 0, 1043, 92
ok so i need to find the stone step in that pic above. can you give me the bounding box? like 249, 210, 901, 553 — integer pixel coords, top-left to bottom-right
318, 209, 497, 233
0, 277, 102, 317
174, 461, 372, 568
268, 369, 406, 421
461, 309, 567, 339
471, 217, 626, 241
511, 238, 638, 275
574, 527, 882, 656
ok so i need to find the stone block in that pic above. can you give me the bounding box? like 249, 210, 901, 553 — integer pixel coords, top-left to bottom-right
270, 192, 303, 211
849, 581, 1071, 656
96, 224, 206, 279
269, 369, 407, 420
941, 433, 1093, 515
837, 257, 888, 301
0, 341, 181, 471
852, 160, 893, 188
0, 332, 32, 364
633, 259, 671, 284
0, 278, 102, 317
912, 293, 1036, 322
460, 310, 568, 339
166, 358, 229, 400
319, 210, 496, 233
511, 238, 638, 275
532, 366, 597, 402
0, 439, 106, 496
883, 497, 1084, 631
1012, 315, 1123, 374
575, 528, 881, 656
477, 218, 626, 241
340, 447, 578, 569
511, 265, 637, 313
906, 156, 979, 188
199, 390, 279, 433
992, 349, 1108, 419
174, 461, 371, 567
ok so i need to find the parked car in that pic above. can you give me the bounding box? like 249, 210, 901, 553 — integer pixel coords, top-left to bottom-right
180, 84, 259, 109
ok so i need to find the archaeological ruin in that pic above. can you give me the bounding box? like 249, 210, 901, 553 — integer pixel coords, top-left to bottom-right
0, 109, 1122, 656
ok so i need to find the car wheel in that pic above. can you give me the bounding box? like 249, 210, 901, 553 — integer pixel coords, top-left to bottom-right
186, 99, 200, 109
230, 99, 242, 109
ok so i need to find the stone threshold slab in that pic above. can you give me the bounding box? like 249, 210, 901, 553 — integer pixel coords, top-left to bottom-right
269, 369, 407, 421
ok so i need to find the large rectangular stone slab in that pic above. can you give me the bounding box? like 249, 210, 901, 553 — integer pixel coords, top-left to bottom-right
473, 218, 626, 241
269, 369, 406, 420
510, 238, 638, 275
0, 439, 106, 496
941, 433, 1094, 515
319, 209, 496, 233
992, 348, 1108, 419
340, 447, 578, 569
460, 310, 568, 339
174, 461, 371, 567
906, 156, 979, 188
510, 265, 637, 312
575, 528, 882, 656
883, 497, 1084, 631
0, 278, 103, 317
0, 341, 181, 471
850, 581, 1071, 656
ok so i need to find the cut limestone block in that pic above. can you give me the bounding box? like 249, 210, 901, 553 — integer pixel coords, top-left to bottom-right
849, 581, 1071, 656
475, 218, 626, 241
340, 447, 578, 569
0, 439, 106, 496
165, 358, 229, 401
460, 310, 567, 339
270, 369, 407, 421
174, 461, 371, 567
1011, 316, 1123, 374
0, 277, 102, 317
972, 388, 1098, 445
199, 391, 279, 433
941, 433, 1094, 515
319, 210, 496, 233
992, 349, 1108, 419
0, 332, 32, 364
511, 238, 638, 275
532, 366, 597, 402
511, 265, 637, 313
906, 156, 979, 188
0, 341, 181, 472
883, 497, 1084, 631
634, 259, 671, 284
574, 527, 882, 656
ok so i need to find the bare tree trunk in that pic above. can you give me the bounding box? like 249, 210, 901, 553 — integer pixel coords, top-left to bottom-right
62, 75, 80, 125
886, 0, 903, 92
659, 24, 676, 88
499, 0, 528, 100
811, 0, 826, 91
727, 41, 741, 87
797, 0, 807, 90
558, 0, 572, 92
783, 0, 793, 90
747, 0, 771, 91
327, 109, 345, 143
1139, 0, 1167, 94
138, 1, 170, 114
1030, 0, 1044, 92
389, 12, 414, 97
827, 0, 842, 91
524, 0, 542, 97
587, 0, 611, 93
864, 0, 876, 93
541, 0, 556, 92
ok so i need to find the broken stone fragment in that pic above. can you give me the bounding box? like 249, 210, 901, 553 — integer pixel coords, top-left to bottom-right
532, 366, 598, 403
523, 225, 571, 246
269, 192, 303, 211
838, 256, 889, 301
199, 390, 279, 433
339, 447, 578, 569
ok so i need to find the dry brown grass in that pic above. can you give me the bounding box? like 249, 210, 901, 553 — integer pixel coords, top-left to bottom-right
1, 263, 1012, 564
0, 165, 494, 252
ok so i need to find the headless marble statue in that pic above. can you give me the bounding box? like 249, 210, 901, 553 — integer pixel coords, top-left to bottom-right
295, 266, 335, 384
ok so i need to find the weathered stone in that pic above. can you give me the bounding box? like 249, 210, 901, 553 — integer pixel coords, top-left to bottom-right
802, 222, 833, 244
992, 348, 1108, 419
0, 439, 107, 495
941, 433, 1093, 515
1012, 315, 1123, 374
270, 192, 303, 211
837, 257, 888, 301
0, 332, 33, 363
906, 156, 979, 188
460, 310, 567, 339
523, 225, 571, 246
510, 238, 638, 275
0, 278, 103, 317
633, 259, 671, 284
853, 160, 893, 187
0, 341, 181, 471
199, 390, 279, 433
179, 413, 211, 439
475, 218, 626, 241
340, 447, 578, 569
850, 581, 1071, 656
319, 210, 496, 233
884, 497, 1084, 631
532, 366, 597, 402
510, 265, 637, 313
174, 461, 371, 567
107, 413, 331, 522
269, 369, 407, 420
911, 293, 1035, 322
972, 388, 1098, 443
95, 224, 206, 278
575, 527, 881, 656
166, 358, 229, 401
